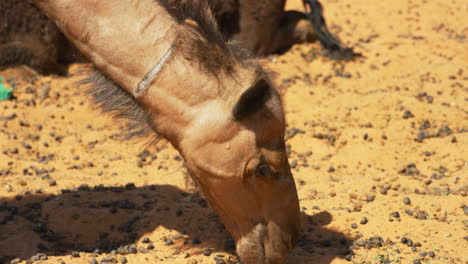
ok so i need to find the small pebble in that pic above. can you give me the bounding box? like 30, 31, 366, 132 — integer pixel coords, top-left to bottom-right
406, 239, 413, 247
89, 259, 98, 264
127, 246, 137, 254
345, 254, 353, 261
419, 251, 427, 257
138, 246, 148, 253
147, 243, 155, 250
165, 239, 174, 245
360, 217, 368, 225
215, 259, 226, 264
380, 187, 387, 195
428, 251, 435, 258
49, 179, 57, 186
142, 237, 151, 243
403, 197, 411, 205
403, 110, 415, 119
120, 257, 128, 264
172, 234, 183, 240
413, 259, 421, 264
202, 249, 212, 256
351, 223, 358, 229
392, 211, 400, 218
71, 251, 80, 258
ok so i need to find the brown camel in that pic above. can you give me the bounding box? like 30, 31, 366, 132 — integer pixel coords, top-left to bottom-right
31, 0, 301, 263
1, 0, 355, 74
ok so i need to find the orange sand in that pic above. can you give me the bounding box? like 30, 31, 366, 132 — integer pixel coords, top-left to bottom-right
0, 0, 467, 263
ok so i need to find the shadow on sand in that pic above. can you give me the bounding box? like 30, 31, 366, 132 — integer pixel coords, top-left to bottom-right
0, 184, 353, 263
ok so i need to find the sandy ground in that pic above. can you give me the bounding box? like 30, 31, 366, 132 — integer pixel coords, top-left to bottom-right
1, 0, 467, 263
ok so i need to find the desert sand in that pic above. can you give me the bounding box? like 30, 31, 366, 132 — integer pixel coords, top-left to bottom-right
0, 0, 467, 263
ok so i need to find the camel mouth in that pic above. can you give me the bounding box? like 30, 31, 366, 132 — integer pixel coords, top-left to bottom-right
236, 222, 296, 264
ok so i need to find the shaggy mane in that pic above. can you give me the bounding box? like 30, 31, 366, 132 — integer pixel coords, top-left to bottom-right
79, 0, 263, 141
161, 0, 253, 76
78, 67, 159, 143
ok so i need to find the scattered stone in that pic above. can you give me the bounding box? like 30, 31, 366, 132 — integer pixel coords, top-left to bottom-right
403, 110, 415, 119
403, 197, 411, 205
49, 179, 57, 186
392, 211, 400, 218
215, 258, 226, 264
399, 163, 420, 176
127, 245, 137, 254
172, 234, 183, 240
202, 249, 212, 256
360, 217, 368, 225
138, 246, 148, 253
380, 187, 388, 195
406, 239, 413, 247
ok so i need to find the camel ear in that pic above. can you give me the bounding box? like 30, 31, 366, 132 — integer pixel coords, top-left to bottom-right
232, 79, 271, 120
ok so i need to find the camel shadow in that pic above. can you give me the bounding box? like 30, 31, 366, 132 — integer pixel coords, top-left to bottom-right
0, 184, 353, 263
288, 211, 353, 264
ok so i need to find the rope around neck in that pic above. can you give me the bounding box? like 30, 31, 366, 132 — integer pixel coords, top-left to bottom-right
135, 46, 173, 97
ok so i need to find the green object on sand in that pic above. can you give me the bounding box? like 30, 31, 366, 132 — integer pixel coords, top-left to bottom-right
0, 77, 13, 101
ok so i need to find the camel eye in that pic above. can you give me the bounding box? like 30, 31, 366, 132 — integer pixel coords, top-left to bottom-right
256, 164, 272, 177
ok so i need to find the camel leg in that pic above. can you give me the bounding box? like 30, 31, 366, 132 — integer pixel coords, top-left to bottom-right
302, 0, 359, 58
302, 0, 341, 51
0, 37, 67, 75
269, 11, 317, 54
